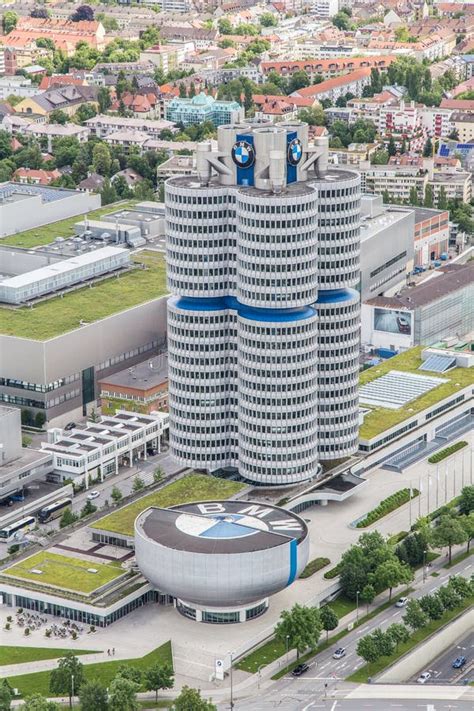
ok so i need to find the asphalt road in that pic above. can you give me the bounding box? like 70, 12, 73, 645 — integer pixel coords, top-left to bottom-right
409, 631, 474, 685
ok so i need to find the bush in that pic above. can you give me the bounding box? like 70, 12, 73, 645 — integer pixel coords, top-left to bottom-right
8, 544, 20, 555
24, 628, 30, 636
324, 562, 342, 579
4, 623, 11, 631
428, 441, 467, 464
60, 507, 79, 528
300, 557, 331, 578
357, 489, 419, 528
45, 629, 51, 638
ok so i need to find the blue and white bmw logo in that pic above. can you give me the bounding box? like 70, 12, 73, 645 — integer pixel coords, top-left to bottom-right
232, 140, 255, 169
288, 138, 303, 166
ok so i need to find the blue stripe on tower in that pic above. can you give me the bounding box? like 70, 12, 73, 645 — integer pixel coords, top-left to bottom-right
236, 133, 255, 187
287, 538, 297, 586
287, 131, 297, 184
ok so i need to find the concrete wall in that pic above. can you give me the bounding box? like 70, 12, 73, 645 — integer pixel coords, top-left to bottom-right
0, 406, 22, 464
0, 248, 62, 276
377, 608, 473, 683
0, 191, 101, 238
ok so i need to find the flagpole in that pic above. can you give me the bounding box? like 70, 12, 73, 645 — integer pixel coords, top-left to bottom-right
409, 482, 412, 529
445, 461, 448, 504
418, 477, 422, 519
436, 463, 439, 509
427, 476, 431, 516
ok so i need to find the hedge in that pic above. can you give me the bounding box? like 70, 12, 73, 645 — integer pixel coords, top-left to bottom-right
428, 441, 467, 464
323, 562, 342, 579
356, 488, 419, 528
300, 557, 330, 578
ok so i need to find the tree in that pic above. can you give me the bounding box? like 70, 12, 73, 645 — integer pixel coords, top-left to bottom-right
49, 652, 84, 709
320, 605, 338, 642
218, 18, 233, 35
408, 186, 420, 206
71, 5, 94, 22
133, 476, 145, 492
459, 485, 474, 515
297, 106, 325, 126
35, 412, 46, 429
92, 143, 111, 176
423, 137, 433, 158
386, 622, 410, 650
98, 87, 111, 114
360, 584, 376, 614
288, 70, 310, 93
260, 12, 278, 27
59, 508, 79, 529
31, 8, 50, 19
447, 574, 472, 599
173, 686, 216, 711
49, 109, 68, 125
432, 514, 468, 564
387, 136, 397, 156
21, 695, 60, 711
144, 663, 174, 702
460, 512, 474, 552
116, 665, 142, 686
153, 467, 164, 483
403, 599, 428, 632
108, 676, 139, 711
111, 485, 123, 504
78, 680, 108, 711
419, 594, 445, 620
75, 103, 97, 125
436, 584, 461, 611
437, 185, 448, 210
424, 184, 434, 208
2, 11, 18, 34
80, 500, 97, 518
178, 83, 187, 98
332, 12, 352, 30
356, 634, 381, 664
0, 680, 12, 711
100, 179, 118, 206
275, 603, 321, 659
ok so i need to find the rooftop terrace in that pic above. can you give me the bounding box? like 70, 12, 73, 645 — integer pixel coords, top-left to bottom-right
359, 346, 473, 440
0, 250, 167, 340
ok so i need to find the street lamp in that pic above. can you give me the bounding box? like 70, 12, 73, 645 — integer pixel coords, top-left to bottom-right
228, 651, 234, 710
285, 634, 290, 670
356, 590, 360, 624
71, 673, 75, 709
423, 549, 428, 583
257, 663, 266, 689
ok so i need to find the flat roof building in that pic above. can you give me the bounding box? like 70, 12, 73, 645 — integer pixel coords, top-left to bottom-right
98, 353, 168, 415
165, 92, 244, 127
413, 207, 450, 267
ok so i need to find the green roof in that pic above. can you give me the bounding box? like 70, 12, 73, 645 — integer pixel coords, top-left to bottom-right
2, 551, 123, 594
359, 347, 473, 441
91, 474, 246, 536
0, 250, 167, 340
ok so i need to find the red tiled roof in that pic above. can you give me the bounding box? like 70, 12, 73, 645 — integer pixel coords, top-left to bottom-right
440, 98, 474, 111
39, 75, 86, 91
260, 55, 397, 75
292, 68, 372, 98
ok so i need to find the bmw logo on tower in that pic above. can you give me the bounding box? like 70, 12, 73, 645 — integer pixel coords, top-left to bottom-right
231, 139, 255, 168
288, 137, 303, 166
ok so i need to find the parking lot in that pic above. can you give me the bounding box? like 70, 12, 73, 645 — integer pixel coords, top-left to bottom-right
411, 631, 474, 685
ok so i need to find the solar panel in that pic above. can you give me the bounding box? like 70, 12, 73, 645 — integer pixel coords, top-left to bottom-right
359, 371, 448, 410
419, 355, 457, 373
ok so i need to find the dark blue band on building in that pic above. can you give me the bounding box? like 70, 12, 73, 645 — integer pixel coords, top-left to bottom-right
171, 296, 317, 322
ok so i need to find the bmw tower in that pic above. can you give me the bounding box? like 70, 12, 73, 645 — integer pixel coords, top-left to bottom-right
165, 121, 361, 486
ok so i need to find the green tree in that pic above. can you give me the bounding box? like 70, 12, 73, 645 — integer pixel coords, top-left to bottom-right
133, 476, 145, 492
437, 185, 448, 210
100, 178, 118, 205
2, 11, 18, 34
288, 70, 310, 93
423, 137, 433, 158
356, 634, 380, 664
260, 12, 278, 27
21, 695, 60, 711
320, 605, 338, 642
371, 150, 389, 165
153, 467, 164, 483
108, 676, 139, 711
403, 599, 428, 632
111, 485, 123, 504
218, 18, 233, 34
275, 603, 321, 659
144, 663, 174, 702
178, 83, 187, 98
52, 136, 81, 167
360, 584, 376, 614
332, 12, 352, 30
116, 664, 142, 685
92, 143, 112, 176
0, 130, 12, 160
460, 512, 474, 551
424, 184, 434, 208
59, 508, 79, 529
297, 106, 325, 126
49, 652, 84, 709
386, 622, 410, 650
408, 186, 420, 206
447, 575, 472, 599
98, 87, 111, 114
459, 485, 474, 515
173, 686, 216, 711
0, 680, 12, 711
419, 594, 445, 620
80, 500, 97, 518
436, 584, 461, 611
49, 109, 68, 125
74, 103, 97, 125
387, 136, 397, 156
78, 680, 108, 711
432, 513, 468, 564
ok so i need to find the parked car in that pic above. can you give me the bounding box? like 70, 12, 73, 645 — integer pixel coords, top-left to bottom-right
452, 656, 466, 669
332, 648, 346, 660
417, 672, 431, 684
395, 597, 408, 608
147, 448, 158, 456
291, 663, 309, 677
87, 490, 100, 501
64, 422, 76, 431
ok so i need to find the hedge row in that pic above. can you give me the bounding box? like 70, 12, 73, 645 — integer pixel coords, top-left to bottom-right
428, 441, 468, 464
300, 557, 330, 579
323, 562, 342, 579
356, 488, 419, 528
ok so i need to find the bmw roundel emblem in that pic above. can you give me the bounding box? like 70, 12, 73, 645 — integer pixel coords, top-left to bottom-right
288, 138, 303, 166
232, 140, 255, 169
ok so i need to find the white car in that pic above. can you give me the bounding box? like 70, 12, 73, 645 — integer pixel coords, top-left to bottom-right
332, 648, 346, 660
395, 597, 408, 608
417, 672, 431, 684
87, 490, 100, 501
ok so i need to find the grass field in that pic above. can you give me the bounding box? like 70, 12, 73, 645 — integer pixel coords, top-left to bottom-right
359, 347, 473, 440
0, 251, 167, 340
2, 551, 123, 593
0, 646, 98, 666
1, 200, 138, 249
6, 641, 172, 698
91, 474, 246, 536
347, 596, 474, 683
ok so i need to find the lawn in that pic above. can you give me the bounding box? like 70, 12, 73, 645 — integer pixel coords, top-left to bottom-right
359, 347, 473, 440
236, 638, 287, 674
300, 557, 330, 578
0, 251, 167, 340
6, 641, 172, 698
428, 440, 468, 464
91, 474, 246, 536
1, 200, 138, 249
347, 596, 474, 683
2, 551, 123, 594
444, 547, 473, 569
0, 646, 98, 666
326, 595, 356, 618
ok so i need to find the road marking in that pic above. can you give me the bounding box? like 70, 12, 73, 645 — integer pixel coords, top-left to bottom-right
329, 702, 337, 711
357, 625, 370, 634
391, 611, 400, 617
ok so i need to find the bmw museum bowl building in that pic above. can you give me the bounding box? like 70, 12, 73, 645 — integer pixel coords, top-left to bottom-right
135, 500, 309, 623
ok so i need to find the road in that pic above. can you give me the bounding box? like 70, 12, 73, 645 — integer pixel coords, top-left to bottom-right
409, 631, 474, 685
223, 698, 474, 711
227, 555, 473, 711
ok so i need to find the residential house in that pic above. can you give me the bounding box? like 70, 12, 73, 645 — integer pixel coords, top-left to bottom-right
85, 115, 176, 139
450, 111, 474, 142
259, 55, 396, 82
78, 173, 105, 192
14, 86, 99, 118
290, 68, 372, 102
13, 167, 62, 185
0, 18, 107, 57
